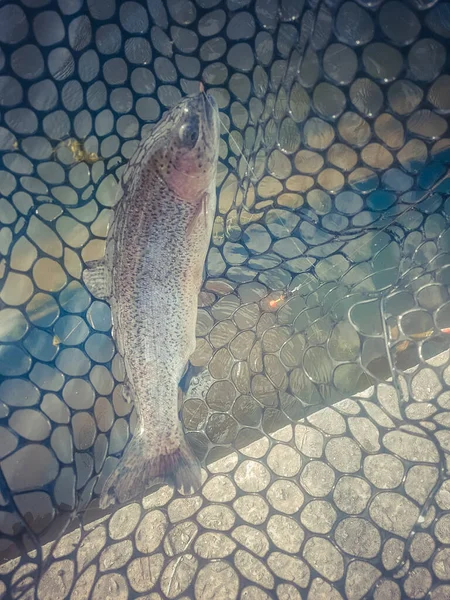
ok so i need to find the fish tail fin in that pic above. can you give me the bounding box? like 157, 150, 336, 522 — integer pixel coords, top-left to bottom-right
99, 430, 201, 509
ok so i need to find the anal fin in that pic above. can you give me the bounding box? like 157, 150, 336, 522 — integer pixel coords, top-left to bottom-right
83, 259, 111, 300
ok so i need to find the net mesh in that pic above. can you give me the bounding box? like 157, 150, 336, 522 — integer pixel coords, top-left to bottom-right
0, 0, 450, 598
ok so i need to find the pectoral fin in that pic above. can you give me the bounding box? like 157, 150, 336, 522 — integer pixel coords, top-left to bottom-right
83, 259, 111, 300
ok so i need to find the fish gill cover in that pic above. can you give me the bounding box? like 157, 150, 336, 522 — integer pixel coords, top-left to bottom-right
0, 0, 449, 598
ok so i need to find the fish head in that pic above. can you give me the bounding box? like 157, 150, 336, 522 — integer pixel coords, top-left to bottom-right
152, 92, 220, 201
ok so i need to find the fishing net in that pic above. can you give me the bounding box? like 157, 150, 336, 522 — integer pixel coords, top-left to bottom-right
0, 0, 450, 598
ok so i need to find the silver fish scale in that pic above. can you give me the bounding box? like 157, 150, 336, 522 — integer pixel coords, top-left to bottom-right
111, 173, 209, 406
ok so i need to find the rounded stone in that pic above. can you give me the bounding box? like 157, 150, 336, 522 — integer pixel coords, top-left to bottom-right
86, 302, 111, 333
54, 316, 89, 348
403, 567, 432, 599
0, 308, 28, 342
231, 527, 268, 560
234, 550, 274, 590
348, 416, 380, 452
55, 349, 90, 377
350, 78, 384, 118
109, 419, 129, 455
325, 437, 362, 473
383, 430, 439, 463
234, 460, 270, 493
197, 505, 235, 531
266, 480, 304, 515
23, 327, 57, 363
33, 11, 65, 46
408, 109, 448, 140
300, 461, 335, 497
433, 548, 450, 580
435, 514, 450, 544
303, 537, 344, 583
135, 510, 167, 554
0, 272, 33, 306
97, 539, 132, 575
399, 140, 429, 175
41, 395, 69, 426
162, 520, 197, 558
33, 258, 67, 292
267, 552, 310, 588
300, 500, 337, 534
267, 515, 304, 554
72, 412, 96, 450
56, 216, 89, 248
313, 82, 346, 120
0, 426, 18, 460
363, 454, 403, 490
363, 43, 403, 82
303, 118, 335, 150
12, 44, 45, 80
203, 476, 236, 503
369, 492, 419, 538
408, 39, 446, 82
0, 77, 23, 110
194, 531, 235, 560
9, 409, 51, 441
29, 363, 64, 392
0, 344, 31, 376
294, 425, 324, 458
124, 36, 152, 64
333, 475, 371, 514
119, 1, 148, 33
266, 445, 301, 477
92, 574, 128, 600
335, 2, 374, 46
345, 562, 381, 599
233, 495, 269, 525
94, 397, 114, 433
335, 518, 381, 559
1, 444, 58, 492
89, 366, 114, 396
85, 333, 115, 363
388, 80, 423, 116
428, 75, 450, 113
308, 409, 346, 435
63, 378, 95, 410
168, 496, 202, 524
405, 465, 439, 504
409, 533, 435, 563
0, 5, 29, 44
379, 1, 420, 45
194, 561, 239, 600
51, 426, 73, 464
431, 586, 450, 600
324, 43, 358, 85
338, 112, 371, 147
362, 144, 393, 170
375, 114, 405, 150
205, 413, 238, 444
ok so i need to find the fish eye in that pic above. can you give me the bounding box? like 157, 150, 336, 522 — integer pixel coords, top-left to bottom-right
179, 119, 199, 148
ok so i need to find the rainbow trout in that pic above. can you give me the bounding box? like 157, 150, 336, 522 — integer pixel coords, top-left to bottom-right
84, 92, 220, 508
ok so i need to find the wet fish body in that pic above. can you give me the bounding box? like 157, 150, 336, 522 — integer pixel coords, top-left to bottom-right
84, 93, 220, 507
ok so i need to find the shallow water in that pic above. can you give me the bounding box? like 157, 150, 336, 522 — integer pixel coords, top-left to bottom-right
0, 0, 450, 597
